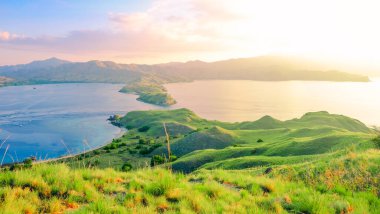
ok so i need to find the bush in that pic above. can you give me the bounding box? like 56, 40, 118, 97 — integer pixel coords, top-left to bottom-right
373, 136, 380, 149
170, 155, 178, 162
23, 158, 33, 168
139, 147, 152, 155
138, 139, 146, 144
151, 155, 166, 166
139, 144, 162, 155
103, 143, 118, 150
257, 139, 264, 143
112, 139, 121, 143
138, 126, 150, 132
121, 163, 132, 172
127, 148, 137, 154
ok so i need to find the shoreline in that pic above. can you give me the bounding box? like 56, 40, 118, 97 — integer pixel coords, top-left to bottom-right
36, 127, 127, 164
1, 127, 127, 166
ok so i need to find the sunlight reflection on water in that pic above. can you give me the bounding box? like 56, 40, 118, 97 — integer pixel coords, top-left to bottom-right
166, 79, 380, 126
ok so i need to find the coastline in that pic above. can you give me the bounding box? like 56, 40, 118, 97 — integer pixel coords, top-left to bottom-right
32, 127, 127, 165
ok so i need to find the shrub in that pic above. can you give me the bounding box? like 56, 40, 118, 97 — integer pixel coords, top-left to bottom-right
138, 126, 150, 132
151, 155, 166, 166
139, 144, 162, 155
170, 155, 178, 162
23, 158, 33, 168
373, 136, 380, 149
127, 148, 137, 154
121, 163, 132, 172
139, 147, 151, 155
257, 139, 264, 143
145, 183, 166, 196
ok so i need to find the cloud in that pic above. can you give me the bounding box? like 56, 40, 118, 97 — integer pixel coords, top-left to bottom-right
0, 0, 245, 64
0, 32, 10, 41
0, 31, 26, 41
109, 0, 245, 43
1, 0, 380, 68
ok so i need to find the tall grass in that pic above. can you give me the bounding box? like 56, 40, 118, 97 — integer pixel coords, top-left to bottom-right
1, 144, 10, 166
1, 151, 379, 213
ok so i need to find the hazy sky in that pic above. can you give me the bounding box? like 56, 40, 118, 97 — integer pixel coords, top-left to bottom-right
1, 0, 380, 71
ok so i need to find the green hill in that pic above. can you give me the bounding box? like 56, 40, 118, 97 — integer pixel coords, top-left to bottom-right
1, 109, 380, 213
58, 108, 376, 174
153, 126, 236, 156
286, 111, 373, 133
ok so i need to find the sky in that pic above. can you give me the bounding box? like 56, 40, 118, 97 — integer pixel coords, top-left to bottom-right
1, 0, 380, 73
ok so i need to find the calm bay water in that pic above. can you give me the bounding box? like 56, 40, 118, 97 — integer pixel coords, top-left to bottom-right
166, 80, 380, 126
0, 83, 162, 164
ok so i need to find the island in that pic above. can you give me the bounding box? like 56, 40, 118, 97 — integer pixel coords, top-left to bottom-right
0, 76, 13, 87
119, 77, 176, 106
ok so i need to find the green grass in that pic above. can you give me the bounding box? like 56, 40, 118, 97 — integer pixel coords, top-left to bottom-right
62, 108, 376, 173
1, 160, 379, 213
2, 109, 380, 213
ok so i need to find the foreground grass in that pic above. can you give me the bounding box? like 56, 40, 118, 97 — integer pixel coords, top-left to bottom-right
1, 161, 379, 214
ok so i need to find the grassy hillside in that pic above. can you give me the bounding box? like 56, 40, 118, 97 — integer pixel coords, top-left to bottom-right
1, 159, 379, 213
1, 109, 380, 213
58, 108, 376, 174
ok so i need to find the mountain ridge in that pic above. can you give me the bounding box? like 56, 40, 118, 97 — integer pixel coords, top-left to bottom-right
0, 56, 370, 106
0, 56, 370, 83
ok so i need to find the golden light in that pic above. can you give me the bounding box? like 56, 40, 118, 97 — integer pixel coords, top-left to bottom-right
210, 0, 380, 68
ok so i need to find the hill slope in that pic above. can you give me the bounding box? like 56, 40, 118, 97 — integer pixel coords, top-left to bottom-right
60, 108, 376, 173
2, 109, 379, 213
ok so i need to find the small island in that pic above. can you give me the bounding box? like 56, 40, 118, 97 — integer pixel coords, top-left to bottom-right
119, 77, 176, 106
0, 76, 13, 87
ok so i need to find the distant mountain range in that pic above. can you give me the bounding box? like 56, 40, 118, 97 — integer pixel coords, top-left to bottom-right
0, 56, 370, 106
0, 56, 370, 85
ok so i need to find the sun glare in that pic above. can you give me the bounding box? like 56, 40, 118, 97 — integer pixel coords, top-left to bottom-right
217, 0, 380, 67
